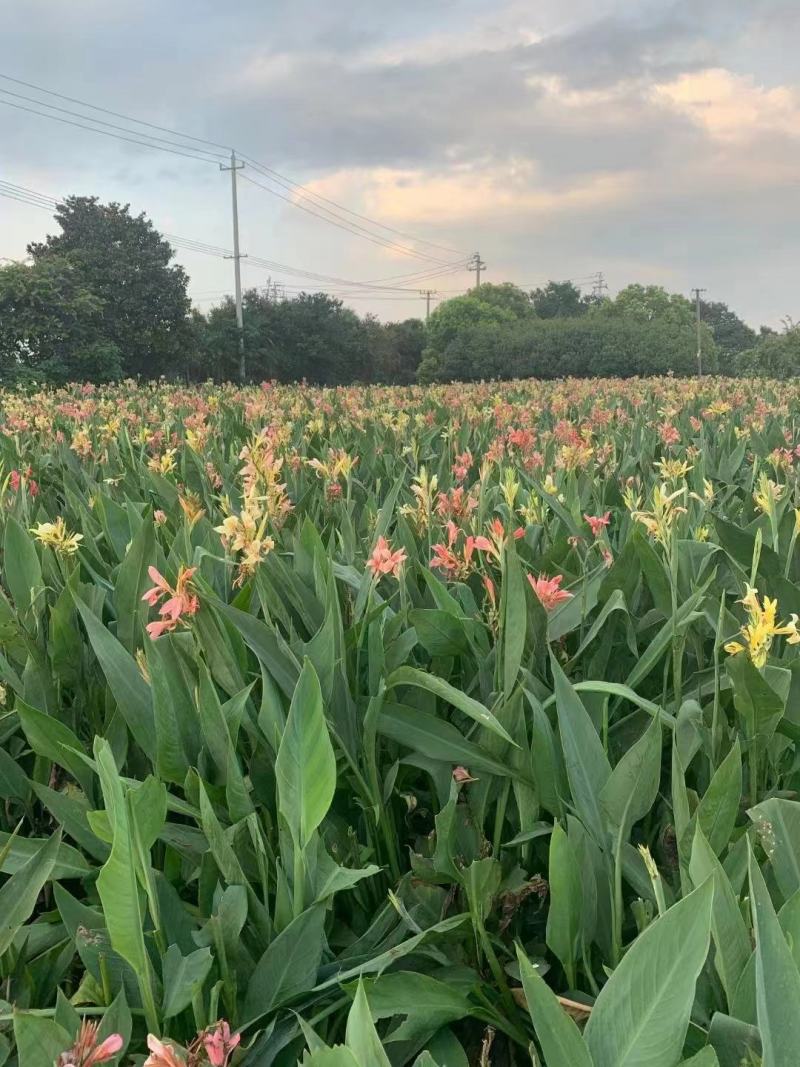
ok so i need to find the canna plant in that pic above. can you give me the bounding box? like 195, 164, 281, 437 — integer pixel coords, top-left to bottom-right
1, 375, 800, 1063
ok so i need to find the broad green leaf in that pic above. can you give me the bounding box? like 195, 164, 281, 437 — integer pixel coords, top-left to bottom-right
584, 879, 713, 1067
113, 510, 154, 654
385, 666, 513, 744
689, 825, 750, 1005
545, 823, 583, 988
551, 654, 611, 842
500, 535, 527, 696
12, 1012, 71, 1067
600, 713, 661, 836
162, 944, 214, 1018
0, 830, 61, 955
748, 796, 800, 902
749, 847, 800, 1066
244, 904, 326, 1023
276, 659, 336, 849
345, 980, 392, 1067
408, 608, 470, 657
15, 697, 95, 798
680, 1051, 719, 1066
74, 594, 155, 753
516, 945, 593, 1067
3, 516, 43, 620
94, 737, 157, 1031
696, 740, 741, 857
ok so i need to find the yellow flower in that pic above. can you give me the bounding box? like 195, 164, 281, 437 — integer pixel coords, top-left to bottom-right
631, 483, 686, 546
654, 457, 693, 481
30, 517, 83, 556
753, 472, 784, 516
725, 585, 800, 669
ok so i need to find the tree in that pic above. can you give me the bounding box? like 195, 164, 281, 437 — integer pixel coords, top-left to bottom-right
0, 257, 122, 384
464, 282, 533, 318
593, 284, 695, 327
699, 299, 756, 366
531, 280, 591, 319
29, 197, 191, 379
736, 326, 800, 379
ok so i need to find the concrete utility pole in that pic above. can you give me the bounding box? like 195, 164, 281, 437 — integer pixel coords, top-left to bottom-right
423, 289, 433, 321
220, 151, 247, 382
468, 252, 486, 289
692, 287, 707, 376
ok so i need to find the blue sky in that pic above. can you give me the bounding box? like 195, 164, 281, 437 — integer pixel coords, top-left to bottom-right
2, 0, 798, 326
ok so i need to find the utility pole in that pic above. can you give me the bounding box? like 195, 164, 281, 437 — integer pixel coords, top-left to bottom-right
220, 151, 247, 382
468, 252, 486, 289
692, 287, 707, 376
422, 289, 434, 321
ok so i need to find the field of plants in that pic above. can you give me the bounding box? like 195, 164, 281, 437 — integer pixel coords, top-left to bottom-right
2, 375, 800, 1066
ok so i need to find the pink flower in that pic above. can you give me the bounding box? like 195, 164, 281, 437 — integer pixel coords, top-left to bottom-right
584, 511, 611, 537
9, 470, 20, 491
142, 565, 199, 638
452, 765, 478, 783
86, 1035, 124, 1065
527, 573, 573, 612
366, 536, 407, 578
56, 1021, 124, 1066
202, 1021, 241, 1066
143, 1035, 186, 1067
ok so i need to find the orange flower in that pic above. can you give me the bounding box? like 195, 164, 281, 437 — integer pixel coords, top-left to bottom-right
143, 1036, 186, 1067
527, 573, 573, 611
366, 536, 407, 578
142, 565, 199, 639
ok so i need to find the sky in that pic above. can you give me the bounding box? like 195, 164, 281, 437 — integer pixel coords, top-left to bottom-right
1, 0, 798, 327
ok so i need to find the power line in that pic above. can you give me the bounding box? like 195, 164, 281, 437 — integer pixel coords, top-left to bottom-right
0, 179, 456, 294
239, 171, 453, 264
0, 96, 221, 166
0, 71, 467, 261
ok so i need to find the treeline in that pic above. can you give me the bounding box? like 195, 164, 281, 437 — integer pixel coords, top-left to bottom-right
1, 195, 797, 384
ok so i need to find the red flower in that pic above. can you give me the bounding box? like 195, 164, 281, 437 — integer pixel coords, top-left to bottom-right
584, 511, 611, 537
527, 573, 573, 612
366, 536, 407, 578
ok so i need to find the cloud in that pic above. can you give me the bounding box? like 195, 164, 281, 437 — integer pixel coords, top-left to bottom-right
654, 68, 800, 142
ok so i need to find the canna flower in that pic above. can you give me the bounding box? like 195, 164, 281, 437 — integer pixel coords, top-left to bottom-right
57, 1020, 124, 1066
584, 511, 611, 537
527, 573, 573, 612
725, 585, 800, 668
472, 517, 525, 562
143, 1035, 186, 1067
366, 536, 407, 578
654, 457, 693, 481
631, 483, 686, 546
142, 565, 199, 639
753, 472, 784, 517
202, 1020, 241, 1067
31, 517, 83, 556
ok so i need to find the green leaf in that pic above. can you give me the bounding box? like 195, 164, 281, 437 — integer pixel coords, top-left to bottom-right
696, 740, 741, 857
3, 516, 43, 620
584, 879, 714, 1067
12, 1012, 72, 1067
516, 945, 593, 1067
500, 534, 527, 696
0, 830, 61, 955
276, 659, 336, 850
74, 594, 155, 753
727, 652, 785, 745
408, 609, 470, 657
93, 737, 157, 1030
599, 712, 661, 837
345, 980, 392, 1067
679, 1051, 719, 1066
689, 825, 750, 1005
551, 653, 611, 842
545, 823, 583, 988
162, 944, 214, 1018
15, 697, 95, 798
385, 666, 513, 744
113, 510, 154, 654
748, 797, 800, 902
244, 904, 326, 1024
748, 846, 800, 1065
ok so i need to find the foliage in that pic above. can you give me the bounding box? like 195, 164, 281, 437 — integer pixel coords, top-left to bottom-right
530, 280, 592, 319
420, 314, 718, 381
736, 326, 800, 379
27, 196, 193, 380
3, 375, 800, 1063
